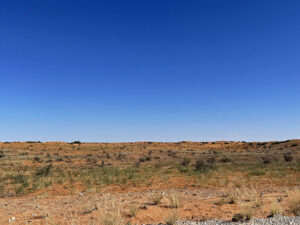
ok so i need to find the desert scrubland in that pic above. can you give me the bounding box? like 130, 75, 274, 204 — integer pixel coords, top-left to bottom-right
1, 140, 300, 224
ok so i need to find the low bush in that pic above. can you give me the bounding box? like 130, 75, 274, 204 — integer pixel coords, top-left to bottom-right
15, 185, 24, 195
12, 174, 28, 184
33, 156, 42, 162
116, 153, 125, 160
139, 156, 151, 162
284, 153, 293, 162
261, 156, 271, 164
167, 150, 177, 158
220, 157, 232, 163
35, 164, 52, 177
195, 158, 215, 172
181, 157, 191, 166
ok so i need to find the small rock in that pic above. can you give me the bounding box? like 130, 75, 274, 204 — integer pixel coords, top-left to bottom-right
8, 217, 16, 223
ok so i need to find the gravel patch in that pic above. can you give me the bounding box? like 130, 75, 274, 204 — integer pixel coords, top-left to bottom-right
176, 215, 300, 225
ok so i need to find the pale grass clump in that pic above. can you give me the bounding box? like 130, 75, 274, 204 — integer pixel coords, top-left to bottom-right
269, 202, 282, 217
167, 193, 181, 208
239, 202, 255, 220
237, 188, 261, 208
227, 192, 238, 204
151, 192, 164, 205
43, 209, 78, 225
221, 189, 239, 204
268, 194, 282, 217
287, 189, 300, 216
101, 211, 121, 225
247, 189, 261, 208
217, 188, 259, 208
165, 209, 180, 225
234, 188, 261, 220
128, 204, 139, 217
44, 211, 60, 225
101, 202, 122, 225
79, 201, 98, 215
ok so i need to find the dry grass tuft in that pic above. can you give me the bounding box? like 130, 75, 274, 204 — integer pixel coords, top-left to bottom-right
151, 192, 164, 205
101, 202, 122, 225
267, 194, 282, 217
240, 204, 254, 221
165, 209, 179, 225
167, 193, 181, 208
128, 204, 139, 217
221, 189, 239, 204
287, 189, 300, 216
234, 188, 260, 220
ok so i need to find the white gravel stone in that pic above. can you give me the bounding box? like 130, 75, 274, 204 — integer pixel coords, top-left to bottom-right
175, 215, 300, 225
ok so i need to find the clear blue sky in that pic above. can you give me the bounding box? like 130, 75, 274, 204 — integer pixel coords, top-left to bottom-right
1, 0, 300, 142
